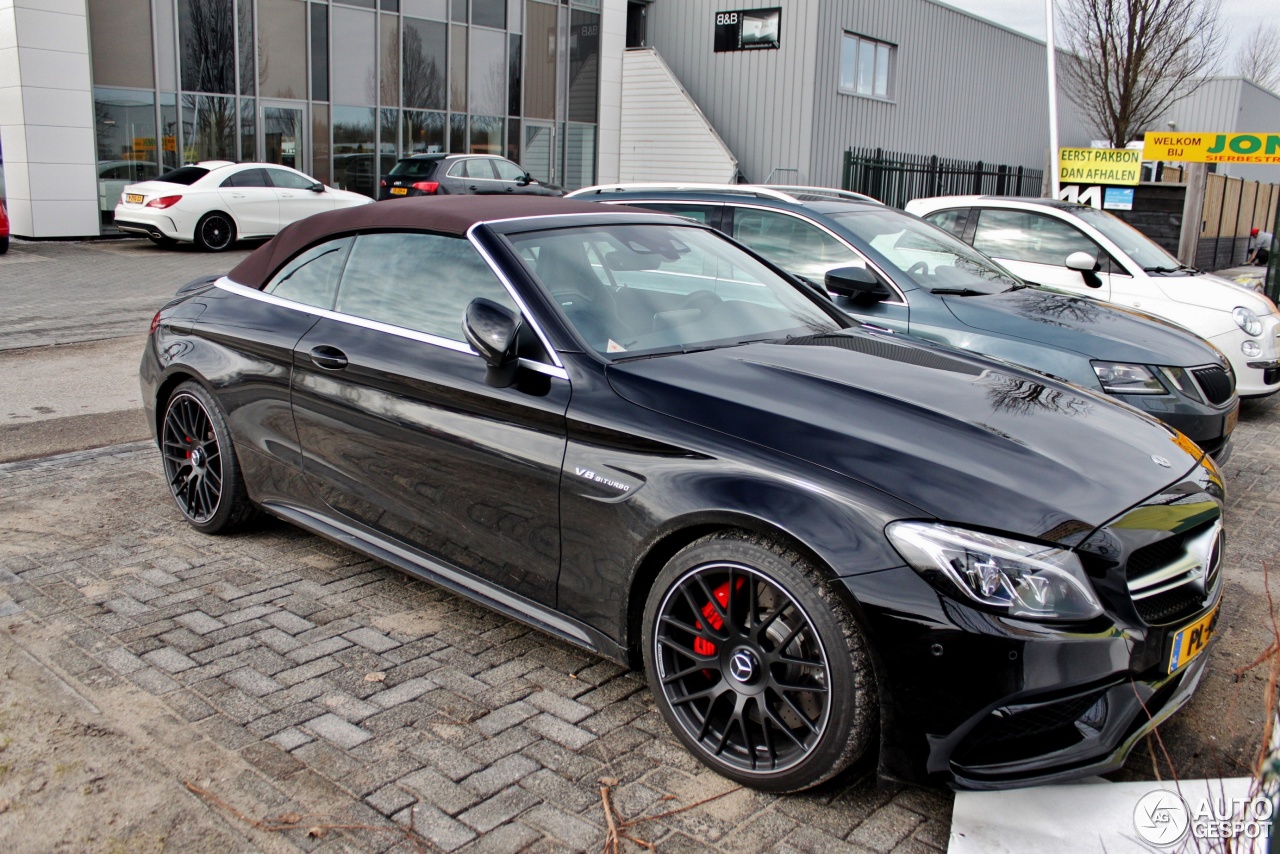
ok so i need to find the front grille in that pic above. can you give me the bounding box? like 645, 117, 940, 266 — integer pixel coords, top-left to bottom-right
1192, 366, 1234, 405
1125, 520, 1222, 625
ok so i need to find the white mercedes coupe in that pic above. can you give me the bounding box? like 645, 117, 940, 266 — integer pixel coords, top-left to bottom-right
114, 161, 371, 252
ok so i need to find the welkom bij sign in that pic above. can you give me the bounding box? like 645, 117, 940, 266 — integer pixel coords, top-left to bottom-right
1143, 132, 1280, 165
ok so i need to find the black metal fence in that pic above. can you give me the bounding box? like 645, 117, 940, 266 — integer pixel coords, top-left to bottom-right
841, 147, 1043, 209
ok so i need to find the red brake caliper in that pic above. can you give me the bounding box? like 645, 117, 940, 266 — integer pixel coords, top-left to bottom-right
693, 577, 744, 657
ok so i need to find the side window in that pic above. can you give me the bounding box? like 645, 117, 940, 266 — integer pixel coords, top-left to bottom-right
464, 159, 498, 179
334, 233, 518, 342
730, 209, 864, 280
263, 237, 353, 309
923, 209, 968, 239
221, 168, 271, 188
633, 203, 717, 225
973, 209, 1110, 269
266, 168, 317, 190
446, 159, 468, 178
492, 159, 527, 181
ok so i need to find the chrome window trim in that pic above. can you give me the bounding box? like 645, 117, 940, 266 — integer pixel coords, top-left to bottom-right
466, 223, 565, 369
214, 276, 569, 380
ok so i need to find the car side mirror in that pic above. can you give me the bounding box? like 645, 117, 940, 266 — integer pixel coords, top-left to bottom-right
825, 266, 891, 301
309, 182, 325, 193
1065, 251, 1103, 288
517, 174, 532, 186
464, 298, 523, 387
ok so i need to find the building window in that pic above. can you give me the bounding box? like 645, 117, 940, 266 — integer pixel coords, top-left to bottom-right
839, 33, 894, 100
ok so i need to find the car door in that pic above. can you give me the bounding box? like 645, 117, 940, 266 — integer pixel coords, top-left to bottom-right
725, 206, 910, 332
266, 167, 332, 227
217, 168, 280, 237
289, 230, 570, 605
449, 158, 503, 194
966, 207, 1116, 299
491, 157, 540, 195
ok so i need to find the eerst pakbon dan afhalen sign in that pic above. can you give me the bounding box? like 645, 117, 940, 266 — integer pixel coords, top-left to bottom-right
1143, 132, 1280, 164
1058, 148, 1141, 186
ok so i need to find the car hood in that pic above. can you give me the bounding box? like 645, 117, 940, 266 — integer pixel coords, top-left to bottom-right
939, 288, 1224, 366
1154, 272, 1278, 316
606, 331, 1202, 544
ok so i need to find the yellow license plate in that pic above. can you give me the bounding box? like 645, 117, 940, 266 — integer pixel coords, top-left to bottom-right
390, 187, 408, 196
126, 193, 144, 204
1225, 403, 1239, 435
1168, 606, 1218, 673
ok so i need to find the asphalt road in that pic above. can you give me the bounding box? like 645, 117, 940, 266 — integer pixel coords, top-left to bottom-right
0, 238, 252, 462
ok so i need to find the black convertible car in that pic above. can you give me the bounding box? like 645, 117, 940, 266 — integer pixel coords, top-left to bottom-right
141, 196, 1224, 792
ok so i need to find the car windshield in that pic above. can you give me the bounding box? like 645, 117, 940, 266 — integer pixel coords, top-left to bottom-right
1068, 206, 1181, 271
826, 208, 1023, 294
154, 166, 209, 185
388, 158, 440, 178
505, 224, 843, 359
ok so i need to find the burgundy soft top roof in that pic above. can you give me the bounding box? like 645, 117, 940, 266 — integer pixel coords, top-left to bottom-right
227, 195, 616, 289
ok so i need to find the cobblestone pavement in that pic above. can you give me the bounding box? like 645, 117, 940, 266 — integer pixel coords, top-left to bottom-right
0, 396, 1276, 851
0, 238, 252, 351
0, 444, 955, 853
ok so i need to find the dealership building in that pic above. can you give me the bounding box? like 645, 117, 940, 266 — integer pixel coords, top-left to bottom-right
3, 0, 1098, 239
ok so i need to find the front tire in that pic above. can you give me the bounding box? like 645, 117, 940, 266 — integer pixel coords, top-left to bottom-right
194, 212, 236, 252
642, 532, 877, 792
160, 381, 254, 534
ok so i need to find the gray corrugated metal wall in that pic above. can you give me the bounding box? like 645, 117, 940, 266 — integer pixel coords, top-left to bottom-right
645, 0, 1092, 187
645, 0, 821, 184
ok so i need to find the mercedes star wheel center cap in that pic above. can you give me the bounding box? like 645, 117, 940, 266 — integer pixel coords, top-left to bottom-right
729, 650, 758, 683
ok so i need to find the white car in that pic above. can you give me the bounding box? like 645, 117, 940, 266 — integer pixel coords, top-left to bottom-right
906, 195, 1280, 398
113, 161, 371, 252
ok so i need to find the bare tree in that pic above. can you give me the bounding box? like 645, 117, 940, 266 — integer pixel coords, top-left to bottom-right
1236, 24, 1280, 94
1059, 0, 1224, 147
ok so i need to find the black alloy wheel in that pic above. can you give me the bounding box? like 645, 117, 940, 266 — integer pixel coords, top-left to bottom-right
643, 533, 876, 792
194, 212, 235, 252
160, 381, 254, 534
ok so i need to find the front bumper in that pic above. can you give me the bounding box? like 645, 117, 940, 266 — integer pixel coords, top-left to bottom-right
1211, 324, 1280, 398
1114, 392, 1236, 459
847, 566, 1221, 789
847, 465, 1224, 789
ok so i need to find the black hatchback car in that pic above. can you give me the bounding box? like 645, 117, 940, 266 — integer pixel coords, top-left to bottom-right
569, 185, 1239, 459
378, 154, 562, 200
142, 196, 1224, 791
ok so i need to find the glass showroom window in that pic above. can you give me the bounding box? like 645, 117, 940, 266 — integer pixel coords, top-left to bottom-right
839, 33, 894, 100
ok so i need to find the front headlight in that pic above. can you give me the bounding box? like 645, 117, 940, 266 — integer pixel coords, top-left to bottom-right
1092, 361, 1166, 394
887, 522, 1103, 621
1233, 306, 1263, 337
1157, 366, 1204, 403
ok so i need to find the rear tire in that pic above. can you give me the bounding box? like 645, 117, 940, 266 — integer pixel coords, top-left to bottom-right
160, 381, 255, 534
194, 212, 236, 252
0, 236, 9, 255
641, 531, 877, 793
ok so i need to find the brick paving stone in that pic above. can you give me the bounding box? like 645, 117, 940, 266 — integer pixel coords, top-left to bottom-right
268, 727, 313, 751
264, 610, 316, 635
304, 713, 374, 750
456, 786, 540, 833
223, 666, 285, 697
319, 691, 381, 723
366, 783, 417, 817
521, 803, 603, 849
523, 713, 596, 750
394, 803, 477, 852
344, 626, 401, 653
399, 768, 482, 816
526, 688, 593, 723
408, 740, 483, 782
174, 610, 226, 635
461, 754, 539, 798
371, 676, 434, 709
141, 646, 197, 673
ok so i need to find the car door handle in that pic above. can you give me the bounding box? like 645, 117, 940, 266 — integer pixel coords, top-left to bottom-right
309, 345, 348, 370
468, 185, 478, 191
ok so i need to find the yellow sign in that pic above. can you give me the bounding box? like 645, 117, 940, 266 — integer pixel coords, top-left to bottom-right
1058, 148, 1141, 185
1143, 132, 1280, 164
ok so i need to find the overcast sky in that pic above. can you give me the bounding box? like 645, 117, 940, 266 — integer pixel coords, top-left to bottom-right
943, 0, 1265, 71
